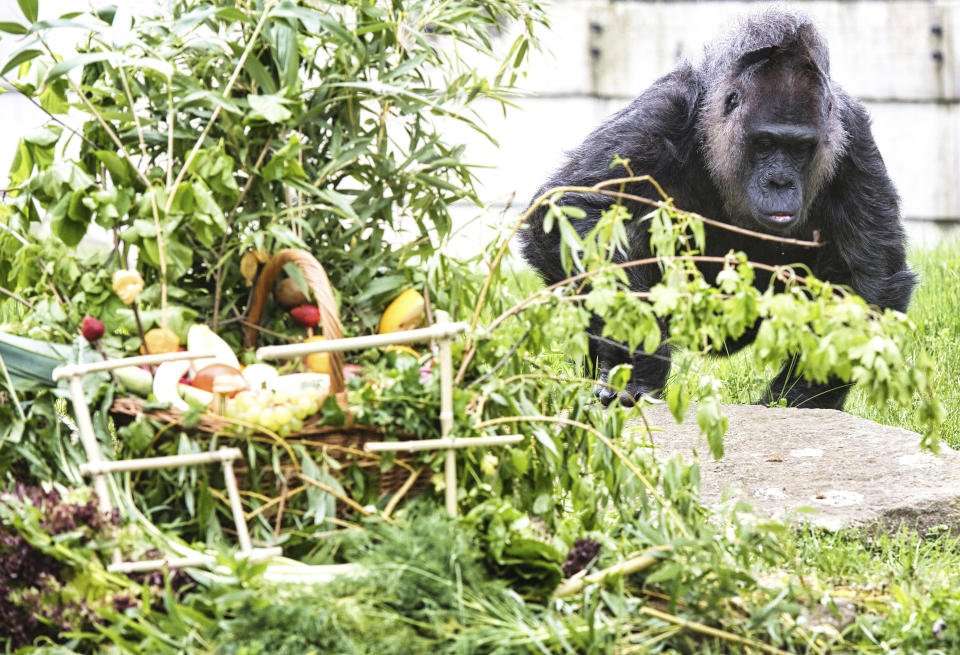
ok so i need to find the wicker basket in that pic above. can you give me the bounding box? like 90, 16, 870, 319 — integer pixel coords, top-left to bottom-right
111, 248, 426, 499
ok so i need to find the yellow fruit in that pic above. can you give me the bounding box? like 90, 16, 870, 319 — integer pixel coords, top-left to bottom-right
379, 289, 425, 334
143, 327, 180, 354
383, 344, 419, 358
303, 335, 329, 373
240, 251, 260, 285
112, 269, 144, 305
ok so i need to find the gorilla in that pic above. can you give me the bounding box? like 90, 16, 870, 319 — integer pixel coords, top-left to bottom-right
518, 8, 916, 409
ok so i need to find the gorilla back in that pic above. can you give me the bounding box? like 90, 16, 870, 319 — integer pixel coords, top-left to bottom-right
517, 8, 916, 409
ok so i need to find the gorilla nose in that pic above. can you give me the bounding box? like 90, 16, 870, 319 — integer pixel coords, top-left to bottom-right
767, 175, 793, 190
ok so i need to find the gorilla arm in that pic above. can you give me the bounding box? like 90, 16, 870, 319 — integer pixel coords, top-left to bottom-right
518, 63, 702, 288
817, 93, 917, 313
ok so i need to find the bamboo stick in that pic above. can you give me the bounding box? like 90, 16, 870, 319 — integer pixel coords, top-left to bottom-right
255, 321, 467, 359
107, 547, 282, 573
553, 546, 670, 598
67, 375, 112, 515
79, 448, 242, 475
429, 311, 456, 516
53, 350, 217, 380
364, 435, 524, 452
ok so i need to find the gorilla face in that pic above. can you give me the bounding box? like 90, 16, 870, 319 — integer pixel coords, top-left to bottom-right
739, 81, 822, 233
703, 50, 844, 235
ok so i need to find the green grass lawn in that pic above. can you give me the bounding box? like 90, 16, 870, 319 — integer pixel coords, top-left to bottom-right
667, 241, 960, 448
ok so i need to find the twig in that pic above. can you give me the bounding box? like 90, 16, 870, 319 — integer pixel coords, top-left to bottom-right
246, 484, 307, 520
164, 3, 276, 216
456, 175, 824, 383
465, 328, 530, 389
212, 137, 273, 331
383, 466, 425, 519
298, 472, 376, 518
273, 480, 287, 539
638, 606, 793, 655
0, 286, 33, 308
553, 545, 670, 598
0, 75, 99, 150
456, 254, 809, 378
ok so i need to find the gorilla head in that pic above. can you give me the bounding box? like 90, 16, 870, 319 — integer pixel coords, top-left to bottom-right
700, 14, 847, 235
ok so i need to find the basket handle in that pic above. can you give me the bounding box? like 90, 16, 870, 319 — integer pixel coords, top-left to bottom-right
244, 249, 345, 394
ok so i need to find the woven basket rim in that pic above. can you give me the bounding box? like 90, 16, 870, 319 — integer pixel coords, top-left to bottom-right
244, 248, 345, 393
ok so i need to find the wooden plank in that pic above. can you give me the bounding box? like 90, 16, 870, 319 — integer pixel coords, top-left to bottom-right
582, 1, 957, 101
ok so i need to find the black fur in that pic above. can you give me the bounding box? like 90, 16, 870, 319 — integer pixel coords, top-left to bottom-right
517, 9, 916, 409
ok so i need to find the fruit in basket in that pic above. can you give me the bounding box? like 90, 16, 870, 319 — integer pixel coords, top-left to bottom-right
241, 363, 279, 389
379, 289, 425, 333
290, 304, 320, 329
303, 335, 329, 373
383, 344, 419, 358
81, 316, 105, 342
193, 363, 248, 395
187, 323, 240, 371
153, 360, 192, 411
276, 277, 309, 308
143, 327, 180, 354
112, 269, 144, 305
223, 382, 323, 435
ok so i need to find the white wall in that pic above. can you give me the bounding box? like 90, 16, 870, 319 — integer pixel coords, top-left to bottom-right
448, 0, 960, 253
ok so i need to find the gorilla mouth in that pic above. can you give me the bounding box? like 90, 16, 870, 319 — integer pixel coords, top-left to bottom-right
754, 210, 800, 231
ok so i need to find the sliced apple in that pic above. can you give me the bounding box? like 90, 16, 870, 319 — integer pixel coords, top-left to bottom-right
153, 360, 191, 411
187, 324, 240, 372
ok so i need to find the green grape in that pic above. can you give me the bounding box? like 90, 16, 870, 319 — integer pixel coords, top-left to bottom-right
259, 406, 278, 431
295, 395, 318, 419
273, 405, 294, 429
233, 391, 257, 413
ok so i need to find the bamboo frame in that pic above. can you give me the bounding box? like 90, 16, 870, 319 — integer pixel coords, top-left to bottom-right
54, 351, 273, 571
254, 320, 469, 359
257, 313, 522, 517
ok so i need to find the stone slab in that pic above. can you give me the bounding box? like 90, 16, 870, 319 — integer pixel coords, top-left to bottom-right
633, 404, 960, 533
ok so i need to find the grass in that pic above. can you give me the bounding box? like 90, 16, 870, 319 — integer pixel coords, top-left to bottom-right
667, 241, 960, 448
781, 526, 960, 650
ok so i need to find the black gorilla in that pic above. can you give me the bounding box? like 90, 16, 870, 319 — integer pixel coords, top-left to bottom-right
518, 9, 916, 409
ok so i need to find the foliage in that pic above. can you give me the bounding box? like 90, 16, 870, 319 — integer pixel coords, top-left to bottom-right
0, 484, 153, 651
0, 0, 952, 653
0, 0, 545, 344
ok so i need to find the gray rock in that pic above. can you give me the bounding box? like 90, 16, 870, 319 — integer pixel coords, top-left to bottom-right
632, 404, 960, 533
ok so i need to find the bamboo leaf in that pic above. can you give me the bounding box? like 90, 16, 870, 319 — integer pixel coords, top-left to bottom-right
1, 48, 43, 76
0, 21, 28, 35
17, 0, 38, 23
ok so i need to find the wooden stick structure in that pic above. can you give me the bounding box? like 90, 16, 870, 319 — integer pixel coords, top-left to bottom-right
53, 350, 276, 571
257, 312, 523, 517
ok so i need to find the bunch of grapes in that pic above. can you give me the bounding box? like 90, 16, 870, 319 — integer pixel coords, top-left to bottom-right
223, 388, 322, 435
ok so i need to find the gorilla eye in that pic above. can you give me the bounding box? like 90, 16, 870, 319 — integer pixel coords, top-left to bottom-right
724, 91, 740, 115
